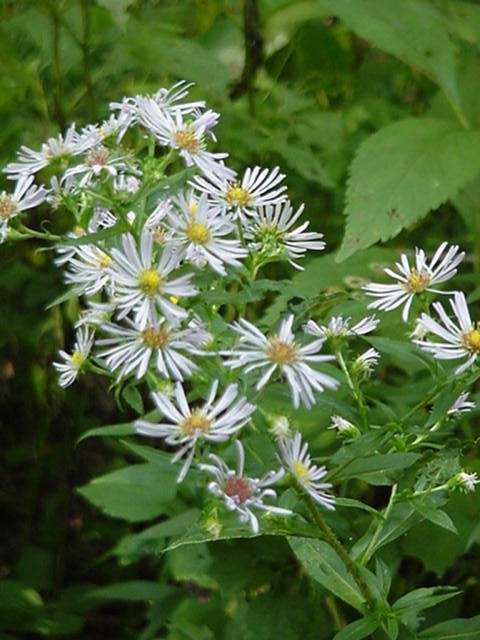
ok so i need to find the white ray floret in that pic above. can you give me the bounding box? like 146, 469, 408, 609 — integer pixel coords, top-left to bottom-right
193, 166, 287, 218
278, 431, 335, 510
0, 175, 48, 242
224, 315, 338, 409
97, 316, 200, 382
304, 315, 379, 339
108, 229, 197, 327
245, 201, 325, 269
168, 193, 247, 275
62, 244, 113, 296
53, 327, 95, 388
63, 145, 132, 187
414, 291, 480, 374
4, 124, 83, 179
363, 243, 465, 322
447, 392, 476, 416
199, 440, 291, 534
135, 381, 256, 482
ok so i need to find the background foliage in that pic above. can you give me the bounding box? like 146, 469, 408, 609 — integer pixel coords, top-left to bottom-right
1, 0, 480, 638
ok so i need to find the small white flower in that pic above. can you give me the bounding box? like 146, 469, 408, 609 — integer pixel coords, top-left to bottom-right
168, 193, 247, 275
278, 431, 335, 510
269, 415, 292, 440
245, 201, 326, 269
353, 348, 380, 377
53, 327, 94, 388
135, 381, 255, 482
363, 243, 465, 322
224, 315, 338, 409
414, 292, 480, 374
304, 315, 379, 339
199, 440, 291, 534
62, 243, 113, 296
63, 145, 131, 187
4, 124, 82, 179
193, 166, 287, 218
329, 415, 359, 438
97, 316, 200, 382
0, 175, 48, 241
447, 392, 476, 416
454, 471, 479, 493
108, 229, 197, 327
136, 97, 234, 180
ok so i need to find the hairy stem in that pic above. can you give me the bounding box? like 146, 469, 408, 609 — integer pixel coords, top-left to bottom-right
359, 483, 397, 566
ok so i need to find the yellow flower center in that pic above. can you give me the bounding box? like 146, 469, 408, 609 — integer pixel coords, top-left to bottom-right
71, 351, 85, 368
294, 461, 309, 479
463, 327, 480, 353
225, 184, 252, 208
406, 269, 430, 293
189, 201, 198, 215
141, 326, 169, 349
0, 196, 17, 221
186, 221, 210, 245
265, 339, 298, 365
174, 127, 204, 154
73, 226, 85, 237
181, 410, 211, 436
99, 254, 112, 268
224, 476, 252, 504
138, 268, 163, 296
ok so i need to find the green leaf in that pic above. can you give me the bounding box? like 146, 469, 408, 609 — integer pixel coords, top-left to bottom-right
418, 615, 480, 639
78, 463, 177, 522
83, 581, 174, 604
121, 385, 144, 414
334, 453, 421, 485
352, 503, 417, 559
412, 499, 458, 534
333, 616, 380, 640
288, 538, 366, 612
337, 119, 480, 260
335, 497, 382, 518
325, 0, 462, 113
77, 421, 135, 443
393, 586, 459, 616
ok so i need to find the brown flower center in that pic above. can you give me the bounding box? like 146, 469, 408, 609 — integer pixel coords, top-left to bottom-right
174, 128, 204, 154
0, 196, 17, 221
86, 147, 110, 167
224, 475, 252, 504
141, 326, 169, 349
265, 339, 298, 365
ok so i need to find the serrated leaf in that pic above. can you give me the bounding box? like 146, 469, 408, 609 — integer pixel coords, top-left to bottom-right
337, 119, 480, 260
78, 463, 177, 522
289, 538, 366, 612
418, 615, 480, 639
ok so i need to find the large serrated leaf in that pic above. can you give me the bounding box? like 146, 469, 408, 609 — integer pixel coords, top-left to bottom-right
337, 119, 480, 260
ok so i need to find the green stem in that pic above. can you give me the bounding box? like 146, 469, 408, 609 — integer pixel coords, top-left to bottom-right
399, 375, 456, 424
359, 484, 397, 566
304, 494, 376, 612
335, 348, 369, 431
17, 224, 61, 242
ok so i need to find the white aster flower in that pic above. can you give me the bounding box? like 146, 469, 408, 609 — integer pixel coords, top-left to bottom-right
135, 381, 256, 482
278, 431, 335, 510
108, 229, 197, 327
199, 440, 291, 534
225, 315, 338, 409
136, 97, 234, 180
268, 415, 292, 440
75, 301, 116, 328
245, 201, 326, 269
454, 471, 479, 493
97, 316, 200, 382
53, 327, 94, 388
63, 145, 132, 187
363, 243, 465, 322
4, 124, 82, 179
447, 392, 476, 416
193, 166, 287, 219
304, 315, 379, 339
414, 292, 480, 374
168, 193, 247, 275
329, 415, 359, 438
352, 348, 381, 378
62, 243, 113, 296
0, 175, 48, 241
